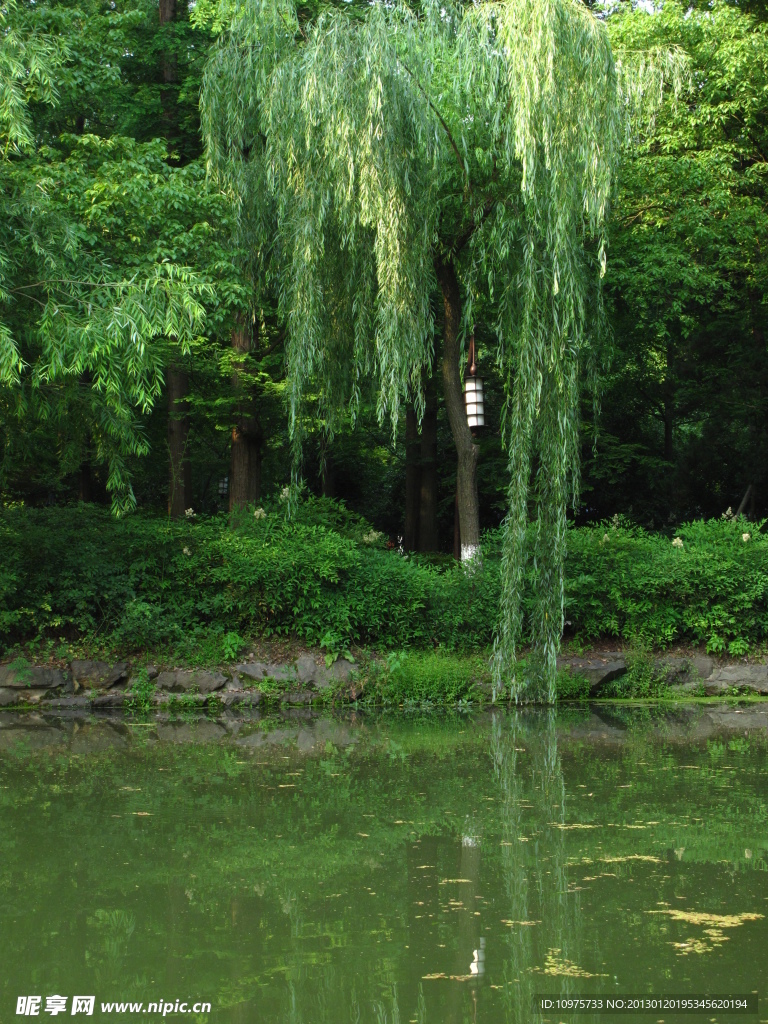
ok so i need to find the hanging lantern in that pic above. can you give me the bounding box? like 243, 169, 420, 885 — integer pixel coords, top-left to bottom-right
463, 332, 485, 429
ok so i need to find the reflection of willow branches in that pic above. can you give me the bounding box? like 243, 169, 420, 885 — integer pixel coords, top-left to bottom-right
492, 710, 584, 1024
86, 909, 136, 990
283, 890, 396, 1024
284, 890, 305, 1024
416, 984, 426, 1024
373, 983, 401, 1024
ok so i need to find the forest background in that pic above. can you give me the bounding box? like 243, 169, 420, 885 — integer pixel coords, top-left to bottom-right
2, 0, 768, 677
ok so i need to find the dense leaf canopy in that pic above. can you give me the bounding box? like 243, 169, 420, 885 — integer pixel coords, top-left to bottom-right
0, 0, 225, 509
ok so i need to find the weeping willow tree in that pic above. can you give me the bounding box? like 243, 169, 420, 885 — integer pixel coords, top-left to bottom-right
202, 0, 682, 700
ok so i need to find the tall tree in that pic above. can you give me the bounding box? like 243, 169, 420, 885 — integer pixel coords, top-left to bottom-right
403, 402, 420, 551
159, 0, 192, 517
593, 0, 768, 524
202, 0, 680, 698
418, 375, 439, 553
228, 317, 263, 509
0, 0, 252, 513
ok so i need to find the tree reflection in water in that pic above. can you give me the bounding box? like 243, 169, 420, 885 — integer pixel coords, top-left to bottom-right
491, 709, 584, 1024
245, 711, 586, 1024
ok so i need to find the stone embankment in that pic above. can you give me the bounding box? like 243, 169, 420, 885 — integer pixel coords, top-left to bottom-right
556, 652, 768, 696
0, 649, 767, 709
0, 654, 360, 710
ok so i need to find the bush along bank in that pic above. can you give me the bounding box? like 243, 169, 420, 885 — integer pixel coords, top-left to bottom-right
4, 499, 768, 700
2, 646, 768, 712
4, 502, 768, 665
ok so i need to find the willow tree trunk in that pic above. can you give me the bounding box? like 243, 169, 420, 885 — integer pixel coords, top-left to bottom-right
404, 403, 420, 551
229, 321, 262, 511
167, 366, 191, 517
418, 377, 439, 552
436, 258, 480, 561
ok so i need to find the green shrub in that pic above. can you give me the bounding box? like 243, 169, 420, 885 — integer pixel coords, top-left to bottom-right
565, 516, 768, 654
599, 648, 668, 699
0, 500, 497, 658
1, 501, 767, 662
125, 669, 155, 714
372, 651, 490, 706
555, 670, 590, 702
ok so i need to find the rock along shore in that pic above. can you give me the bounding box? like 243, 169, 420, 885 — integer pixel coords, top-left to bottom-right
0, 653, 360, 711
0, 648, 767, 710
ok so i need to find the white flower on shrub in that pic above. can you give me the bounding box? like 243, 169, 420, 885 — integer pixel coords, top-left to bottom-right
183, 546, 191, 556
184, 508, 196, 518
362, 529, 383, 544
742, 532, 751, 542
253, 507, 266, 520
672, 537, 684, 549
602, 533, 609, 542
722, 507, 734, 520
279, 486, 290, 502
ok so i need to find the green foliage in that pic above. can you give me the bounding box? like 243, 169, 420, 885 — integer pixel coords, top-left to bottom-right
594, 0, 768, 526
0, 2, 240, 512
221, 631, 246, 661
0, 498, 498, 659
6, 654, 32, 686
565, 515, 768, 655
599, 648, 668, 700
0, 0, 65, 158
3, 0, 767, 709
4, 502, 768, 677
370, 651, 490, 707
125, 667, 155, 714
555, 669, 590, 703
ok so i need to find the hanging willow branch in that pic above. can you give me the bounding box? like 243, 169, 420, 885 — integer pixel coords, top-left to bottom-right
202, 0, 685, 702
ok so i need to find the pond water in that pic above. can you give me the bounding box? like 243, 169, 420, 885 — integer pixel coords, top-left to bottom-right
1, 705, 766, 1024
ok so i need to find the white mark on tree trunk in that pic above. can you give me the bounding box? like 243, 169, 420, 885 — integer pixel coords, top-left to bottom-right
461, 543, 480, 563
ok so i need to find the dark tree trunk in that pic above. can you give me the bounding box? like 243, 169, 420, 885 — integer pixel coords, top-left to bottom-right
453, 484, 460, 561
321, 449, 336, 498
418, 377, 439, 552
663, 339, 674, 463
167, 366, 191, 518
750, 288, 766, 517
404, 403, 420, 551
160, 0, 190, 518
435, 258, 480, 561
159, 0, 178, 87
229, 321, 262, 511
159, 0, 178, 122
78, 457, 92, 503
663, 402, 674, 463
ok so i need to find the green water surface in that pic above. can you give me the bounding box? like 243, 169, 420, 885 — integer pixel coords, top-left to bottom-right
0, 706, 766, 1023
